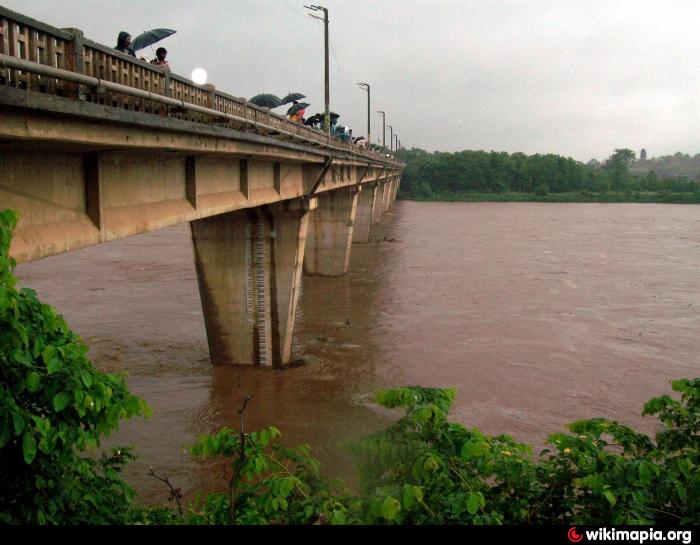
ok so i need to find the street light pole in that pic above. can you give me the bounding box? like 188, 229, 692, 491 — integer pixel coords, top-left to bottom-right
376, 110, 385, 151
387, 125, 393, 153
357, 83, 370, 147
305, 5, 330, 138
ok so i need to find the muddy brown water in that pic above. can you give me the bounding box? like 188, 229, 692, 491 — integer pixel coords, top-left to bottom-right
15, 202, 700, 504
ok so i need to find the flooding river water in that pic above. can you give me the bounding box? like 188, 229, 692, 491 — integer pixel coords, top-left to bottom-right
15, 202, 700, 504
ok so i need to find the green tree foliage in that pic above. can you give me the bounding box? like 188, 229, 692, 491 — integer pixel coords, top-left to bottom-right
186, 425, 358, 525
0, 210, 150, 524
396, 148, 700, 203
352, 382, 699, 525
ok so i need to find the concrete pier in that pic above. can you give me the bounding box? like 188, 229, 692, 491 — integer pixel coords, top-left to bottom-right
352, 183, 379, 244
304, 187, 359, 276
190, 198, 315, 366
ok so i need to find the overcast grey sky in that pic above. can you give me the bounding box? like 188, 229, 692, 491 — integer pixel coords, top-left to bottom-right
5, 0, 700, 161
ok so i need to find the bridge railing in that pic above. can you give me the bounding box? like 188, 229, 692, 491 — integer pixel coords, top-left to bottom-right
0, 5, 390, 161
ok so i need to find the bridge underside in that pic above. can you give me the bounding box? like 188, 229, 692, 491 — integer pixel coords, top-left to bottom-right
1, 88, 401, 366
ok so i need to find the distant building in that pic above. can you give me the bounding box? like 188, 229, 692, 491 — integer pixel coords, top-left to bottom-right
640, 148, 647, 160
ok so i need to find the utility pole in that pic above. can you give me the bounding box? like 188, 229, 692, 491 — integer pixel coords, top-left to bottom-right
377, 110, 385, 151
305, 5, 330, 138
387, 125, 393, 153
357, 82, 370, 147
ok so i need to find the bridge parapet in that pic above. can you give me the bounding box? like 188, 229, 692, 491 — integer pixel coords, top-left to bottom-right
0, 5, 398, 161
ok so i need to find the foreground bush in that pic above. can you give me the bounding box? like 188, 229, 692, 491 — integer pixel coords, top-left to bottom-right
353, 383, 699, 525
0, 210, 149, 524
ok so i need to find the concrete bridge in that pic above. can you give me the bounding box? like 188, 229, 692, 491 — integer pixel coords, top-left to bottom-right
0, 6, 403, 367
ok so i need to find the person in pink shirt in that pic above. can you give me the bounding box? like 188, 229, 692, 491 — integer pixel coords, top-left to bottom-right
150, 47, 171, 72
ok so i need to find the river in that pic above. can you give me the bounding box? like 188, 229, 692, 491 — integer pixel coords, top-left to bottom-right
15, 201, 700, 504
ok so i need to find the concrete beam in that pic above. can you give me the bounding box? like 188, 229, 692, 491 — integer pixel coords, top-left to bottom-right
304, 187, 359, 276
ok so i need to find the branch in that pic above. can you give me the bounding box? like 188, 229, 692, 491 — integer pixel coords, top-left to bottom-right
147, 467, 183, 515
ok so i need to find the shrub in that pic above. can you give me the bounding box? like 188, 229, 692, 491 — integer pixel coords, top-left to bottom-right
0, 210, 150, 524
351, 382, 700, 525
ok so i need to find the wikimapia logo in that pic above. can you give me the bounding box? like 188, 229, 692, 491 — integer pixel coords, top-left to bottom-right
567, 527, 693, 544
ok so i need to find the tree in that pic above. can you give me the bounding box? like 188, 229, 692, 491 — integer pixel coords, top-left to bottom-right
604, 149, 636, 191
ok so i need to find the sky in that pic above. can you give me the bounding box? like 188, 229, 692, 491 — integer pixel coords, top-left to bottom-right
5, 0, 700, 161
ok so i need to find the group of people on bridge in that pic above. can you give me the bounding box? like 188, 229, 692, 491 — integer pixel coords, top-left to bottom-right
115, 32, 171, 72
287, 103, 369, 148
115, 32, 370, 149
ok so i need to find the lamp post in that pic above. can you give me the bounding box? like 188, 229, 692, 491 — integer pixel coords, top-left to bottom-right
376, 110, 385, 151
394, 134, 398, 153
305, 5, 329, 137
357, 82, 370, 147
387, 125, 393, 153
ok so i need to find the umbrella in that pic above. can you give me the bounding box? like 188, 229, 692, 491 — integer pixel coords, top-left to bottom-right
249, 94, 283, 108
316, 111, 340, 121
131, 28, 176, 52
280, 92, 306, 105
286, 102, 310, 115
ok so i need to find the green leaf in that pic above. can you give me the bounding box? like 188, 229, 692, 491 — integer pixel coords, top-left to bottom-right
11, 348, 32, 366
466, 492, 485, 515
22, 431, 37, 464
603, 490, 617, 506
13, 413, 26, 436
53, 392, 71, 412
41, 345, 56, 364
461, 440, 490, 459
80, 372, 93, 388
26, 372, 41, 393
380, 496, 401, 521
46, 358, 61, 374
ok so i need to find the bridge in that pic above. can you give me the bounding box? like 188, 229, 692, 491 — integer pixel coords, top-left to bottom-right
0, 6, 403, 367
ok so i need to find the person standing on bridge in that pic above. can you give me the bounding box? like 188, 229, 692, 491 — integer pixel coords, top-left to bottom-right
115, 31, 135, 57
150, 47, 171, 72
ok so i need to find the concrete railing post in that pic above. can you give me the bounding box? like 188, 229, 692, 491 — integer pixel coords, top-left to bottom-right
62, 27, 84, 98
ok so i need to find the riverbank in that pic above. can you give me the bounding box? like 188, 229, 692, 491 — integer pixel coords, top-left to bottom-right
398, 190, 700, 204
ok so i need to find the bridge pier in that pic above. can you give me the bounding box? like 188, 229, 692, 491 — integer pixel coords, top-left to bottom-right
190, 197, 315, 366
382, 180, 392, 212
352, 183, 379, 244
304, 187, 359, 276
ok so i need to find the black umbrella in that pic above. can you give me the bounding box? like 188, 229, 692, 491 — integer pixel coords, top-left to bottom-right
249, 94, 283, 108
131, 28, 176, 52
280, 92, 306, 105
286, 102, 310, 115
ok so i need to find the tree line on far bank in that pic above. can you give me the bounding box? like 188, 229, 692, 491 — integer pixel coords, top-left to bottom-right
395, 147, 700, 203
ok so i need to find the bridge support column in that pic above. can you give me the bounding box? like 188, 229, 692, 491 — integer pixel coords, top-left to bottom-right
304, 187, 359, 276
190, 197, 315, 366
381, 180, 391, 212
352, 183, 378, 244
369, 182, 383, 242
